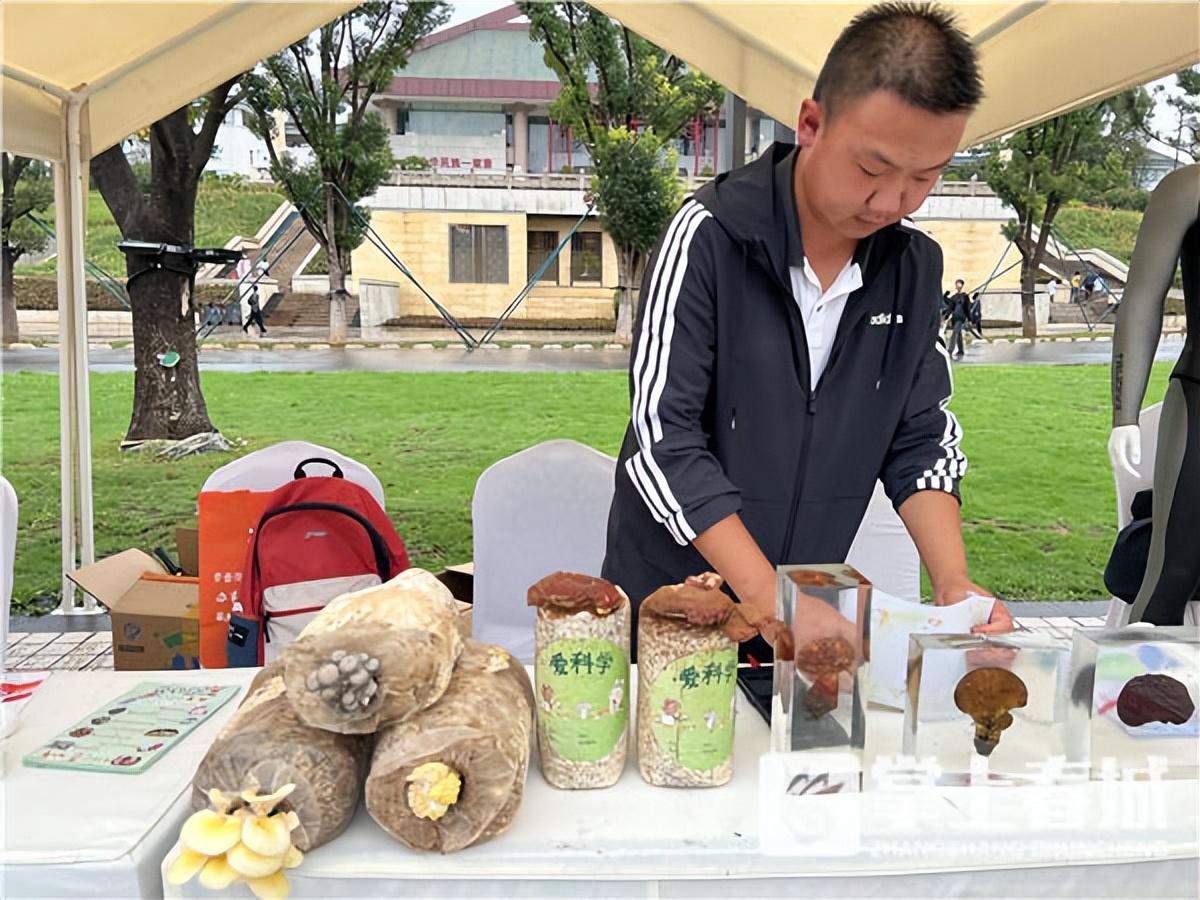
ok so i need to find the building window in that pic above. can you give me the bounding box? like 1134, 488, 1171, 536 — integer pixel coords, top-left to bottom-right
571, 232, 602, 284
527, 231, 559, 284
396, 108, 409, 135
450, 225, 508, 284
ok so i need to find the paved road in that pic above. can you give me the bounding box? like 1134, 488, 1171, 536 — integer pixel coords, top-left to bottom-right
2, 334, 1188, 374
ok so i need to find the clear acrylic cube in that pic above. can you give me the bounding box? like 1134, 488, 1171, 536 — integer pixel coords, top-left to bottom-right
903, 632, 1072, 784
1065, 626, 1200, 780
771, 564, 871, 757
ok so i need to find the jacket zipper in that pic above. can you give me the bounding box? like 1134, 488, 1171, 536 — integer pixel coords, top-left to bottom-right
263, 604, 328, 644
753, 238, 815, 561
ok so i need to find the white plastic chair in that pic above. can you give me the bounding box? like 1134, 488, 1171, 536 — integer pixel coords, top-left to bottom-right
846, 481, 921, 602
1, 475, 19, 738
471, 440, 617, 663
202, 440, 385, 504
1105, 403, 1199, 626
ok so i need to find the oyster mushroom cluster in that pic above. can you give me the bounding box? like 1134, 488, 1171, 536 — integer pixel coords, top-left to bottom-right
304, 649, 380, 713
954, 667, 1028, 757
167, 782, 303, 899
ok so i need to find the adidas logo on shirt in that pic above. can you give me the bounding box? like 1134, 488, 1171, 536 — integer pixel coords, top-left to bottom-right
869, 313, 904, 326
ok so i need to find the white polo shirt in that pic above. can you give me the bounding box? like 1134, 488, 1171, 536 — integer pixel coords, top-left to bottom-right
789, 256, 863, 385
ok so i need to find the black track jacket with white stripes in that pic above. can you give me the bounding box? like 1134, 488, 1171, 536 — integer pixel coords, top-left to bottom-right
602, 142, 965, 620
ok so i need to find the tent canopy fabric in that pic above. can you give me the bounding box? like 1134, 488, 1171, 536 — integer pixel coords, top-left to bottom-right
2, 1, 357, 162
589, 1, 1200, 147
1, 1, 355, 610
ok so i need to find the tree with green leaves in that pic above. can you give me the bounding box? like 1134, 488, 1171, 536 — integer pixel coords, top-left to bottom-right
984, 91, 1151, 338
90, 79, 246, 445
244, 1, 448, 345
1157, 65, 1200, 165
2, 154, 54, 343
520, 2, 725, 341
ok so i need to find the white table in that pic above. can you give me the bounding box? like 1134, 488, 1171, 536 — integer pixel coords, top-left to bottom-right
160, 670, 1200, 899
2, 668, 255, 899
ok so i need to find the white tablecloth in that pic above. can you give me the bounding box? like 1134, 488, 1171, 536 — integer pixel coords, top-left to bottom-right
1, 669, 255, 899
160, 669, 1199, 900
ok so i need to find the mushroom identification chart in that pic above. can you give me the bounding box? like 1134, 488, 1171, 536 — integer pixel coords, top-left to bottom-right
22, 682, 240, 774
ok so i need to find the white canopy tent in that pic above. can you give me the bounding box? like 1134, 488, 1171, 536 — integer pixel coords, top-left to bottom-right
591, 1, 1200, 148
1, 1, 356, 609
2, 1, 1198, 612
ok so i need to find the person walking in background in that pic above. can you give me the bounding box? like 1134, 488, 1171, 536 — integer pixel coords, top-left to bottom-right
1070, 270, 1083, 302
1045, 277, 1059, 304
242, 285, 267, 336
949, 283, 971, 359
946, 278, 971, 355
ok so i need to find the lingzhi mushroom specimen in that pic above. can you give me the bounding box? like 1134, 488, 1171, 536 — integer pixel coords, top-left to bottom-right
954, 667, 1028, 757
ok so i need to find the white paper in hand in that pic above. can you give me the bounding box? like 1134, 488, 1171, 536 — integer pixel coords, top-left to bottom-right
868, 592, 995, 709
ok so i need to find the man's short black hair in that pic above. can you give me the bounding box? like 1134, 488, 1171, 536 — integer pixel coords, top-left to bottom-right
813, 2, 982, 120
955, 279, 965, 287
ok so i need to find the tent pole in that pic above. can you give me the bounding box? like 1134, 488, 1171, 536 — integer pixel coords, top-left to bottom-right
67, 97, 96, 591
52, 139, 78, 613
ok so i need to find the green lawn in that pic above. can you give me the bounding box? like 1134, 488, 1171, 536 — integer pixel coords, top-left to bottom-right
16, 183, 287, 276
0, 364, 1173, 614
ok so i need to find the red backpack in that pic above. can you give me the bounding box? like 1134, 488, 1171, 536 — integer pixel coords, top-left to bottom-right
226, 458, 408, 666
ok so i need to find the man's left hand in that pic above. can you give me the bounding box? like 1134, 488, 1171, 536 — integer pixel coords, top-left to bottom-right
933, 580, 1014, 634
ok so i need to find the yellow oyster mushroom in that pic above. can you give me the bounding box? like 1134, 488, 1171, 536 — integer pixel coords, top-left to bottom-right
206, 788, 236, 815
241, 813, 293, 857
282, 845, 304, 869
198, 854, 240, 891
241, 783, 296, 817
227, 842, 286, 879
247, 870, 291, 900
406, 762, 462, 821
180, 809, 242, 857
165, 847, 208, 885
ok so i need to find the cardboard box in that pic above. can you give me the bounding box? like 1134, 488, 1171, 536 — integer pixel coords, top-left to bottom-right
66, 549, 201, 671
435, 562, 474, 604
175, 527, 199, 577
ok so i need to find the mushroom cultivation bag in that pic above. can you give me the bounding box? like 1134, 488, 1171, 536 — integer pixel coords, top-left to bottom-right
190, 662, 371, 852
282, 568, 464, 734
365, 640, 534, 853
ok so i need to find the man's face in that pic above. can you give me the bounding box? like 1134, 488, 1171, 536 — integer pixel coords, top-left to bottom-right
795, 90, 969, 241
955, 280, 964, 291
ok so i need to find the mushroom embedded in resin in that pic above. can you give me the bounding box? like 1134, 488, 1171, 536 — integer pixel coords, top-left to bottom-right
282, 568, 464, 734
954, 667, 1029, 756
1117, 673, 1197, 727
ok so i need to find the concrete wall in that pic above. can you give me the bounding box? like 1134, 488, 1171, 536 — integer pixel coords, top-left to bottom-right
350, 209, 618, 322
390, 134, 506, 173
979, 292, 1050, 328
18, 310, 132, 337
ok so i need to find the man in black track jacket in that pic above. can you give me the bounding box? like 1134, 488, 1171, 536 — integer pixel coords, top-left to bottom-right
602, 2, 1014, 654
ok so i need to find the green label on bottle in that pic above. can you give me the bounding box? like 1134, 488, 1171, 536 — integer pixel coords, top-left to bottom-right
649, 648, 738, 771
535, 638, 629, 762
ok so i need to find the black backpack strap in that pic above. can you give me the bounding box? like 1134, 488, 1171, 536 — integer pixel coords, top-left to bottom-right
293, 458, 344, 480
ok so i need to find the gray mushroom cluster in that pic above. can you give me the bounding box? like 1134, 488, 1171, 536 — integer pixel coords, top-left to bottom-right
305, 650, 382, 713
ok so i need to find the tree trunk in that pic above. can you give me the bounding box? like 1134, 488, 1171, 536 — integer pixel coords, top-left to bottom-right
614, 244, 644, 344
123, 256, 216, 442
1020, 258, 1038, 339
1, 245, 19, 343
325, 185, 347, 345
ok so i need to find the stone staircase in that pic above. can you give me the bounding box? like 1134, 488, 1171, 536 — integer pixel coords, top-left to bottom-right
264, 291, 360, 329
1048, 298, 1116, 325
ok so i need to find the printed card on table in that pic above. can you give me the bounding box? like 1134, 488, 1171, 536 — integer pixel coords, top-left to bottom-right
868, 592, 994, 709
22, 681, 239, 774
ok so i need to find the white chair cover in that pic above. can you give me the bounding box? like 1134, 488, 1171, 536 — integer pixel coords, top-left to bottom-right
201, 440, 385, 504
1, 474, 20, 737
846, 481, 921, 602
471, 440, 616, 663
